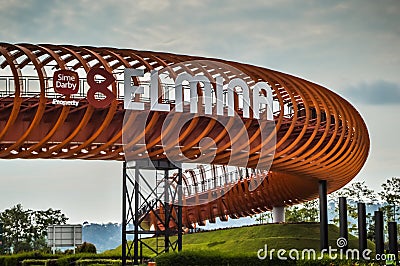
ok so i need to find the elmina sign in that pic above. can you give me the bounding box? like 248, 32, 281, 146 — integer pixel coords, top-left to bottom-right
51, 67, 274, 120
123, 69, 274, 120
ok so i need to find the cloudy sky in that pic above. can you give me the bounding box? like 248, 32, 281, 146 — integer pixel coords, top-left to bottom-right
0, 0, 399, 223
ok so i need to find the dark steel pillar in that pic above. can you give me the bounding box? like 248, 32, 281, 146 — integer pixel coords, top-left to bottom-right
140, 242, 143, 264
357, 202, 367, 255
122, 162, 127, 266
133, 164, 140, 265
339, 197, 348, 251
374, 211, 384, 256
388, 221, 398, 261
319, 180, 328, 251
177, 168, 183, 251
164, 169, 170, 252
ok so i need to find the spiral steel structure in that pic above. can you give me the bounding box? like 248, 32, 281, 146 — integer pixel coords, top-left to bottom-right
0, 43, 369, 227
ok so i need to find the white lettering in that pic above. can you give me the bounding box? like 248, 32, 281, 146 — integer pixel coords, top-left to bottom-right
124, 68, 145, 110
56, 80, 77, 90
150, 70, 170, 111
288, 249, 299, 260
52, 99, 79, 107
174, 72, 193, 113
362, 249, 371, 260
277, 249, 287, 260
227, 78, 250, 118
215, 77, 224, 116
253, 82, 273, 120
58, 73, 75, 82
123, 68, 274, 121
329, 247, 338, 260
257, 244, 268, 260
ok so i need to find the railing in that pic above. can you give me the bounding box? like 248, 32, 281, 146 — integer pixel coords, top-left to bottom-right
0, 76, 278, 117
136, 167, 250, 218
0, 75, 134, 100
182, 166, 256, 197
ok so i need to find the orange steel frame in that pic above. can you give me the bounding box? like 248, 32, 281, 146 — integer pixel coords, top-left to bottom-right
0, 43, 369, 228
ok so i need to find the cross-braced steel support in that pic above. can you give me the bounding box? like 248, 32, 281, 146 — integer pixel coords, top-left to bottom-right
122, 160, 183, 265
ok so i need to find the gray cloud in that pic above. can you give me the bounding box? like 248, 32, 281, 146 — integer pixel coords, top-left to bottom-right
343, 80, 400, 105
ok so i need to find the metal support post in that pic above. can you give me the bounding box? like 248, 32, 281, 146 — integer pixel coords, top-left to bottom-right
374, 210, 384, 257
339, 197, 348, 252
133, 164, 140, 265
388, 221, 398, 262
319, 180, 328, 251
164, 169, 170, 252
177, 167, 183, 251
122, 162, 127, 266
357, 202, 367, 255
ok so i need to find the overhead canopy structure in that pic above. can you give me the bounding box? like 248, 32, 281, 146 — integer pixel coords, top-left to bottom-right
0, 43, 369, 222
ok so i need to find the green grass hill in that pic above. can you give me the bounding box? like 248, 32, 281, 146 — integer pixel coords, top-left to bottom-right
104, 223, 375, 257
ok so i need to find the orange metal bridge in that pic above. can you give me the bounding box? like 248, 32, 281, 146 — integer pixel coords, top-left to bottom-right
0, 43, 369, 228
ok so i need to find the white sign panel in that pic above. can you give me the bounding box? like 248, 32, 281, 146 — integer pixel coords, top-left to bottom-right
47, 224, 82, 247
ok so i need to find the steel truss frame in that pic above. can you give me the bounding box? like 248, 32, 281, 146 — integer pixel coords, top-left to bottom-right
122, 160, 182, 265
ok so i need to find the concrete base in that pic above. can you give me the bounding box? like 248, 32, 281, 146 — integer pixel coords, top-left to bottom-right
272, 206, 285, 223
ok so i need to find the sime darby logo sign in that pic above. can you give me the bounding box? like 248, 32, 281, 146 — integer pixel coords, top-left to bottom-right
53, 70, 79, 95
52, 70, 80, 107
51, 68, 116, 108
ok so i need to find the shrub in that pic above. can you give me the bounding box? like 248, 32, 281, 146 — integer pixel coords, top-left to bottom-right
0, 252, 123, 266
155, 250, 377, 266
14, 241, 33, 254
76, 242, 97, 254
155, 250, 294, 266
75, 259, 121, 265
22, 259, 48, 265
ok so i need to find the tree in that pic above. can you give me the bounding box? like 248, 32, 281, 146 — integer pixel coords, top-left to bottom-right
0, 204, 68, 253
254, 212, 272, 224
285, 205, 303, 223
329, 181, 377, 236
285, 199, 319, 223
0, 204, 33, 252
301, 199, 319, 222
31, 209, 68, 250
333, 181, 377, 204
378, 177, 400, 222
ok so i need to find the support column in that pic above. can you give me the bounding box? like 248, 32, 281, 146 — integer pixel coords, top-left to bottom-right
177, 168, 183, 251
388, 221, 398, 261
122, 160, 183, 264
357, 202, 367, 255
319, 180, 328, 251
272, 206, 285, 223
133, 164, 140, 265
164, 169, 170, 253
374, 211, 384, 256
339, 197, 348, 252
122, 162, 127, 266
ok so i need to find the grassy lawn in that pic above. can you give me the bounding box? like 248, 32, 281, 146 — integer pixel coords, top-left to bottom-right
0, 224, 376, 265
104, 223, 375, 258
